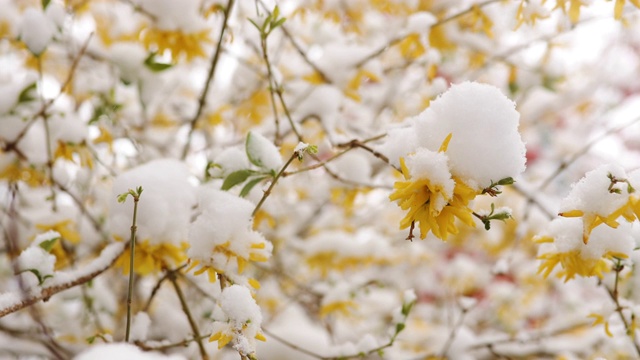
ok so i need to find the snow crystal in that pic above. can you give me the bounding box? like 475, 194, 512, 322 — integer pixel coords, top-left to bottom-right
414, 82, 526, 190
246, 131, 283, 171
559, 164, 629, 217
74, 343, 185, 360
19, 8, 56, 55
110, 159, 196, 246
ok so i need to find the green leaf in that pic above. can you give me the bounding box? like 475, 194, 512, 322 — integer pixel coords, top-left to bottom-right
272, 17, 287, 29
38, 237, 59, 253
42, 0, 51, 9
395, 323, 406, 334
18, 82, 37, 104
239, 176, 267, 197
144, 53, 173, 72
26, 269, 53, 286
496, 177, 515, 186
222, 170, 254, 191
248, 18, 262, 32
86, 335, 96, 344
401, 302, 414, 316
117, 192, 129, 203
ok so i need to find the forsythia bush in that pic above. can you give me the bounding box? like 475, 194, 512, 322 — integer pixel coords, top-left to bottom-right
1, 0, 640, 359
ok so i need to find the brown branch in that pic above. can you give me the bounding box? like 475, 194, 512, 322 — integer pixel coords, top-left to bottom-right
0, 242, 125, 318
182, 0, 236, 159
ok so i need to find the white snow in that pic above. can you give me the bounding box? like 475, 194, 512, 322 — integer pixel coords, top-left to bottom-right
559, 164, 629, 217
414, 82, 526, 190
19, 8, 56, 56
74, 342, 185, 359
404, 148, 455, 212
208, 147, 250, 178
188, 185, 272, 274
246, 131, 283, 171
130, 312, 152, 342
220, 285, 263, 326
539, 217, 634, 260
17, 247, 56, 283
110, 159, 196, 246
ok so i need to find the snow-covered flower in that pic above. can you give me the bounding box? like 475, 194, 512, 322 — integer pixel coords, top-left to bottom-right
558, 164, 635, 244
187, 186, 272, 287
209, 285, 266, 356
111, 159, 196, 275
389, 137, 477, 240
536, 217, 634, 281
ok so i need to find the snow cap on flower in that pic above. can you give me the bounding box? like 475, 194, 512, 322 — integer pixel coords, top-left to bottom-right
558, 164, 632, 243
110, 159, 195, 246
414, 81, 526, 190
559, 164, 629, 218
188, 185, 272, 282
403, 148, 455, 212
536, 217, 634, 281
209, 285, 265, 355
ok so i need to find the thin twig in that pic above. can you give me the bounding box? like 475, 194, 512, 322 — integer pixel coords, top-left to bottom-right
182, 0, 236, 159
168, 272, 209, 360
125, 189, 142, 342
353, 0, 502, 68
252, 152, 297, 217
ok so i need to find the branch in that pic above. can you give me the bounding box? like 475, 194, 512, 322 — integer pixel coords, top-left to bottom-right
353, 0, 502, 68
182, 0, 236, 159
0, 242, 125, 318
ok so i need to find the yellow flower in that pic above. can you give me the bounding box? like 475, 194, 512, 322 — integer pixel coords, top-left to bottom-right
587, 313, 614, 337
115, 240, 187, 275
537, 250, 612, 281
187, 240, 269, 287
389, 136, 477, 241
140, 26, 212, 62
536, 215, 634, 282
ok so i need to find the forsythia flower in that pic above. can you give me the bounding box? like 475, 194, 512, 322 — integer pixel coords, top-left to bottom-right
209, 285, 266, 356
188, 187, 272, 288
389, 135, 477, 240
115, 239, 187, 275
536, 218, 633, 282
558, 165, 634, 244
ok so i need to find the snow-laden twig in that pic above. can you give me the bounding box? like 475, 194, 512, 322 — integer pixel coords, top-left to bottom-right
0, 242, 125, 318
